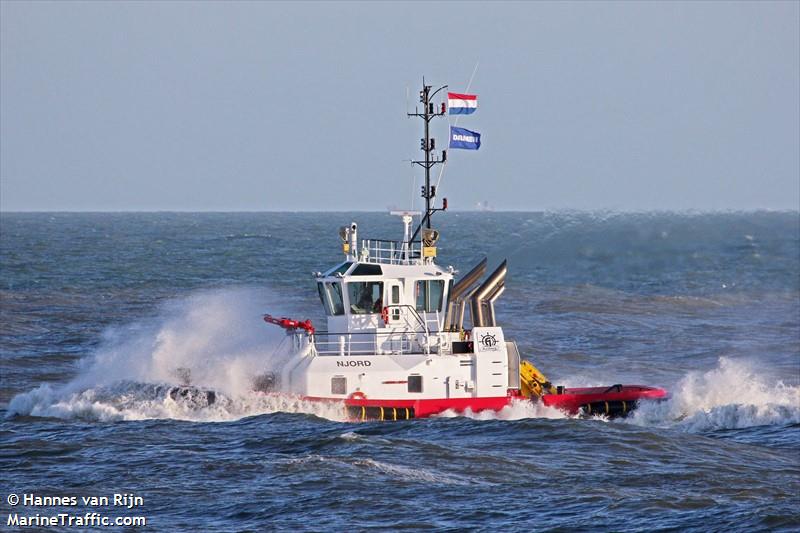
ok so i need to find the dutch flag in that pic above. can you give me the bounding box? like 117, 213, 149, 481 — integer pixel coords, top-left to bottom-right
447, 92, 478, 115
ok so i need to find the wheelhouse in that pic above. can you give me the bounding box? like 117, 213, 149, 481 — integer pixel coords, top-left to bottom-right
315, 259, 453, 336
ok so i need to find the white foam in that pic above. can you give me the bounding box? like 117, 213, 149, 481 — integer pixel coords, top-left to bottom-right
628, 357, 800, 431
351, 457, 468, 485
435, 398, 572, 421
276, 454, 467, 484
7, 383, 348, 423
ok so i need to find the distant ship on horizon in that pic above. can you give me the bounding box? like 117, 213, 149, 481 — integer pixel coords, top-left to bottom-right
476, 200, 493, 212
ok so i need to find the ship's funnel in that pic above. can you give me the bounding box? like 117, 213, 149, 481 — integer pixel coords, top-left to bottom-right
444, 257, 487, 331
470, 259, 507, 328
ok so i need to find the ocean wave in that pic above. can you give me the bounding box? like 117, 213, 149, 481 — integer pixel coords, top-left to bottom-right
351, 457, 469, 485
277, 454, 469, 485
6, 383, 347, 423
628, 357, 800, 432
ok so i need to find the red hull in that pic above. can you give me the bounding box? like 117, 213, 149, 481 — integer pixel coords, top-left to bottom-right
342, 394, 513, 418
334, 384, 668, 419
542, 385, 668, 415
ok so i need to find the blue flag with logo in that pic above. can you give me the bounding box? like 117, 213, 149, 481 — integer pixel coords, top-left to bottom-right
449, 126, 481, 150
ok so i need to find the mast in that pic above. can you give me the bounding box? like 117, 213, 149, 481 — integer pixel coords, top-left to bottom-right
408, 79, 448, 241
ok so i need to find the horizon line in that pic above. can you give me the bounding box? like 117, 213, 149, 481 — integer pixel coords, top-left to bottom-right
2, 208, 798, 214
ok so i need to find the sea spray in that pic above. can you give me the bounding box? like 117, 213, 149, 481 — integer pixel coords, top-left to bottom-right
6, 288, 347, 422
628, 356, 800, 431
70, 288, 292, 395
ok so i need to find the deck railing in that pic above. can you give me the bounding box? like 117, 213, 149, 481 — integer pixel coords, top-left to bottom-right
312, 327, 449, 357
360, 239, 422, 265
312, 331, 412, 356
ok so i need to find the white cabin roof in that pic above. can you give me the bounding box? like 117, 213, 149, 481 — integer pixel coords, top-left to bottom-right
319, 260, 451, 281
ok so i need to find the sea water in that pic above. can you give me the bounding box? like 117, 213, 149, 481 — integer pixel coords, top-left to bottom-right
1, 211, 798, 530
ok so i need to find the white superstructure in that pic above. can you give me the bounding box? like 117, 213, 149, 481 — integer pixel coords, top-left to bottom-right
273, 213, 520, 418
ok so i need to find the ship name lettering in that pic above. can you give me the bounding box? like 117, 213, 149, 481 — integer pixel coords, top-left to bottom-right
336, 360, 372, 367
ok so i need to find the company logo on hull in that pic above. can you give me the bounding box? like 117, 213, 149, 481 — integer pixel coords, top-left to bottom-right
479, 333, 499, 350
336, 360, 372, 367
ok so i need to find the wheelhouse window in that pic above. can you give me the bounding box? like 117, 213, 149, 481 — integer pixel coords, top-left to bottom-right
347, 281, 384, 314
351, 264, 383, 276
317, 282, 329, 314
324, 262, 352, 277
415, 280, 444, 313
320, 282, 344, 316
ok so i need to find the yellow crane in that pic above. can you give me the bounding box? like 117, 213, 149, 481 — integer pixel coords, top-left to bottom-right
519, 360, 556, 398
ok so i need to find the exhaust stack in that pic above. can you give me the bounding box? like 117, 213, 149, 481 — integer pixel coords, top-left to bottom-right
470, 260, 507, 328
485, 284, 506, 327
444, 257, 487, 331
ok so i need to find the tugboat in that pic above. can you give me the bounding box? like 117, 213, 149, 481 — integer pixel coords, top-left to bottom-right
261, 80, 668, 420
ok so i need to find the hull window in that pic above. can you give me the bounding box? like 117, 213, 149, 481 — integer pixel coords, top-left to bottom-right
408, 375, 423, 393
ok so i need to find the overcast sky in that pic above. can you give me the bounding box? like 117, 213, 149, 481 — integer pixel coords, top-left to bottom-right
1, 1, 798, 211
